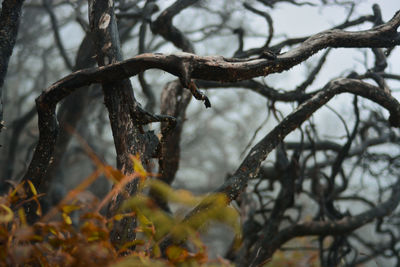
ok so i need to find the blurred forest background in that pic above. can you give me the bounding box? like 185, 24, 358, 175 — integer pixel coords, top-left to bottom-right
1, 0, 400, 266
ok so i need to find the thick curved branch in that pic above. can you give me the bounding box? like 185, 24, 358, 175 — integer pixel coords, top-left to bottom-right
31, 10, 400, 96
41, 34, 97, 199
198, 50, 330, 100
198, 46, 329, 101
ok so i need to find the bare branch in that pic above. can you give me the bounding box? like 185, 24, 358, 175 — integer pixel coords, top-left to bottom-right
43, 0, 73, 70
249, 176, 400, 266
0, 0, 25, 132
159, 78, 400, 250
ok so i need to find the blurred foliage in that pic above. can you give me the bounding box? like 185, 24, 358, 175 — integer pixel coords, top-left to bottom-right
0, 156, 239, 267
266, 237, 320, 267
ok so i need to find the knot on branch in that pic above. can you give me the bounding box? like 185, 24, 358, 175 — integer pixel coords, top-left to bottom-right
188, 81, 211, 108
178, 60, 211, 108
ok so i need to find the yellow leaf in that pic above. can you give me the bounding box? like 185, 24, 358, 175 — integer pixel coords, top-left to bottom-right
35, 202, 42, 217
0, 204, 13, 223
87, 235, 100, 242
18, 208, 26, 225
131, 155, 147, 179
62, 213, 72, 225
61, 204, 80, 214
138, 213, 152, 227
114, 214, 125, 221
27, 180, 38, 195
48, 226, 58, 236
166, 245, 188, 262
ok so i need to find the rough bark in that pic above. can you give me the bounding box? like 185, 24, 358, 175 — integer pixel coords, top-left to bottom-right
0, 0, 25, 131
152, 81, 191, 211
88, 0, 153, 247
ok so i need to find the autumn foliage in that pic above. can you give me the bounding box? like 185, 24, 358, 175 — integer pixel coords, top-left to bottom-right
0, 155, 242, 267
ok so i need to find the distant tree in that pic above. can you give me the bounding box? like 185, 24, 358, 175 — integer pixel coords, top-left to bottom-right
1, 0, 400, 266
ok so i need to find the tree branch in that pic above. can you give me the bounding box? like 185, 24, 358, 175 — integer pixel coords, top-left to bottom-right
0, 0, 25, 132
43, 0, 73, 70
249, 176, 400, 266
158, 78, 400, 250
